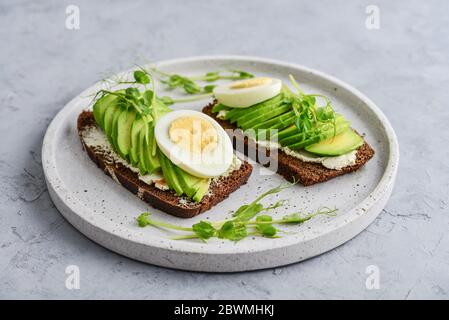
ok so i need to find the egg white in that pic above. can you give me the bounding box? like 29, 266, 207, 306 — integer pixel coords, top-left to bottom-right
213, 77, 282, 108
155, 110, 234, 178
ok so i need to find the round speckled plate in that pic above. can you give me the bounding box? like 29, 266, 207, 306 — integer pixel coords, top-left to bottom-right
42, 56, 398, 272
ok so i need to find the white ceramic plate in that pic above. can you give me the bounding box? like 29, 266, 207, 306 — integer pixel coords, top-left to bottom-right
42, 56, 399, 272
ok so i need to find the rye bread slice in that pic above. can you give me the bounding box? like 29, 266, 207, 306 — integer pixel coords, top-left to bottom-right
77, 111, 252, 218
203, 102, 375, 186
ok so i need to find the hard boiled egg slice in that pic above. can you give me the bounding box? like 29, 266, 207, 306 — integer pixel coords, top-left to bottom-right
213, 77, 282, 108
155, 110, 234, 178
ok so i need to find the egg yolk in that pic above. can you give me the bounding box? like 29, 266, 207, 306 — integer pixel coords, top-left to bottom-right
169, 116, 218, 153
230, 77, 272, 89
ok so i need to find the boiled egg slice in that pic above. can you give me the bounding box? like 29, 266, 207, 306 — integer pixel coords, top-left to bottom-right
155, 110, 234, 178
213, 77, 282, 108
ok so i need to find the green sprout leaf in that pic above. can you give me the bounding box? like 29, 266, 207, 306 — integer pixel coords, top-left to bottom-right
160, 96, 175, 105
136, 184, 336, 243
285, 75, 338, 146
281, 207, 338, 224
125, 87, 140, 99
254, 215, 277, 237
133, 70, 150, 85
217, 221, 248, 241
137, 213, 151, 227
231, 70, 254, 79
142, 90, 154, 105
204, 72, 219, 82
232, 203, 264, 222
232, 183, 293, 222
154, 69, 255, 96
203, 85, 216, 93
192, 221, 216, 241
183, 79, 201, 94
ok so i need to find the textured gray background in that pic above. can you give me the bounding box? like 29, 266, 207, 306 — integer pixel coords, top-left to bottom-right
1, 0, 448, 299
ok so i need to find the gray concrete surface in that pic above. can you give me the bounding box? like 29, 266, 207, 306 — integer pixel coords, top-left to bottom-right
0, 0, 448, 299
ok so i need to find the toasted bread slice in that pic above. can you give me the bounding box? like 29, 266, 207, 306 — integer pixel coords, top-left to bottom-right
77, 111, 252, 218
203, 102, 374, 186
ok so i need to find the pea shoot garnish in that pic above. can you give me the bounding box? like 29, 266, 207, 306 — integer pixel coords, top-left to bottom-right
283, 75, 338, 148
136, 184, 337, 242
95, 67, 255, 106
153, 69, 254, 95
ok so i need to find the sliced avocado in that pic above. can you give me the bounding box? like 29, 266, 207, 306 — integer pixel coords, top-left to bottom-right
239, 103, 291, 131
168, 165, 184, 196
116, 109, 136, 159
159, 151, 183, 196
284, 118, 350, 150
261, 115, 297, 139
173, 166, 203, 198
130, 116, 144, 166
143, 123, 161, 173
103, 102, 120, 140
93, 94, 117, 129
110, 106, 123, 150
305, 128, 364, 156
192, 179, 211, 203
138, 125, 148, 174
140, 124, 154, 174
274, 125, 298, 141
225, 93, 284, 123
158, 151, 172, 188
252, 110, 295, 130
254, 112, 297, 140
279, 116, 347, 145
234, 99, 285, 127
255, 111, 296, 140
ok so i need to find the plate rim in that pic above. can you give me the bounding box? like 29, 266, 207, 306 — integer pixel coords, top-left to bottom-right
42, 55, 399, 265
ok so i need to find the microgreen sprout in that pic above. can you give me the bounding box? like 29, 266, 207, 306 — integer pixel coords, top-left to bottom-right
136, 183, 337, 242
159, 93, 214, 106
153, 68, 254, 95
94, 67, 254, 107
286, 75, 338, 146
91, 67, 170, 156
92, 68, 159, 116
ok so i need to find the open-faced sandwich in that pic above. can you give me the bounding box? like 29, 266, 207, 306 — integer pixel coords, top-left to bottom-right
78, 71, 252, 218
203, 76, 375, 185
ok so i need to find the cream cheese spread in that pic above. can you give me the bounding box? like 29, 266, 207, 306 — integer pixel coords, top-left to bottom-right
257, 139, 357, 170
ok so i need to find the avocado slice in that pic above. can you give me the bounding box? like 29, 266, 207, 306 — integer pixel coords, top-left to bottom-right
192, 179, 211, 203
239, 103, 291, 131
173, 165, 203, 198
138, 125, 148, 174
159, 151, 183, 196
143, 123, 161, 173
279, 115, 347, 145
160, 151, 210, 201
305, 128, 364, 156
234, 99, 285, 126
137, 122, 158, 175
252, 110, 295, 130
225, 93, 284, 123
103, 102, 120, 143
158, 151, 171, 187
274, 125, 298, 142
93, 94, 117, 129
130, 116, 144, 166
252, 111, 297, 140
116, 109, 136, 159
281, 121, 350, 150
110, 106, 123, 150
257, 114, 298, 140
